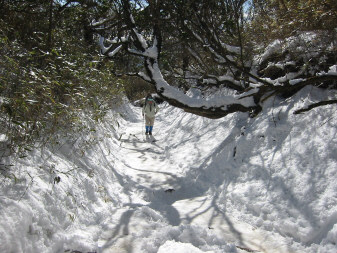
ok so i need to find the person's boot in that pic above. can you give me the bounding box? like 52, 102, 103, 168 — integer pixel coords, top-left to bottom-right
145, 126, 149, 135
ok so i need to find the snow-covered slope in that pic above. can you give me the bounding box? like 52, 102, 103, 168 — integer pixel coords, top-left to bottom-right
0, 86, 336, 253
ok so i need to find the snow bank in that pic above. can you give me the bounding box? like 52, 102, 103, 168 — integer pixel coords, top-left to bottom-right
158, 241, 212, 253
157, 86, 337, 252
1, 85, 336, 252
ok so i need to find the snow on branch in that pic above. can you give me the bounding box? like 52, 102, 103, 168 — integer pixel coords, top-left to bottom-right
126, 37, 159, 59
288, 75, 337, 87
99, 36, 123, 57
186, 21, 273, 88
144, 60, 258, 118
97, 1, 336, 119
294, 100, 337, 114
201, 74, 245, 92
96, 2, 262, 118
91, 16, 117, 28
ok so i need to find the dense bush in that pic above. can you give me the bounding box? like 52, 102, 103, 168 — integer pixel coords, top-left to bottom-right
0, 4, 124, 159
248, 0, 337, 43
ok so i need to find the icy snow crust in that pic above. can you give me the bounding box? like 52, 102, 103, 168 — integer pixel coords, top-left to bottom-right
1, 86, 337, 252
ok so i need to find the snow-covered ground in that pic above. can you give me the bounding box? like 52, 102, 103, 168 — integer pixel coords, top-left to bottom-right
1, 86, 337, 253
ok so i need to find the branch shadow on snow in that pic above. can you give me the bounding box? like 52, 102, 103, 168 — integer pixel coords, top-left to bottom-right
210, 98, 337, 249
120, 133, 164, 157
156, 99, 336, 250
175, 115, 263, 250
101, 112, 259, 251
102, 97, 336, 251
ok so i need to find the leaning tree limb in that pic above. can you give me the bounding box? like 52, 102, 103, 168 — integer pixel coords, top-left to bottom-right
98, 0, 337, 119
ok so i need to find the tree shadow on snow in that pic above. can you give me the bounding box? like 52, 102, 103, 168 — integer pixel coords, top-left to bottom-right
101, 100, 337, 252
100, 114, 257, 251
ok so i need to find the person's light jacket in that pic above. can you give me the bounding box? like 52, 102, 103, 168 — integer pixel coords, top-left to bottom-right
142, 101, 159, 118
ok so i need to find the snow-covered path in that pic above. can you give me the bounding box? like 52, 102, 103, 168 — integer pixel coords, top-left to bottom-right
1, 88, 336, 253
98, 106, 297, 253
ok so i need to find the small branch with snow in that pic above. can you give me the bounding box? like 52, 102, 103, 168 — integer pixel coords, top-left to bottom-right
294, 100, 337, 115
99, 36, 123, 57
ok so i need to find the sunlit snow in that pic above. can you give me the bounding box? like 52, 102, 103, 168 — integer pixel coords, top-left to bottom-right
0, 86, 336, 253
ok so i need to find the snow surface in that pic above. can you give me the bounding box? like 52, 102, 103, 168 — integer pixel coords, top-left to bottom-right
1, 86, 337, 253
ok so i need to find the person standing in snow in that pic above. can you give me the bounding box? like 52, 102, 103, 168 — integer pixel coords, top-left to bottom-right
142, 94, 159, 135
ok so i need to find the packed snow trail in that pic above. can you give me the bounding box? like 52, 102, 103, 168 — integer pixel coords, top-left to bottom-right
97, 105, 297, 253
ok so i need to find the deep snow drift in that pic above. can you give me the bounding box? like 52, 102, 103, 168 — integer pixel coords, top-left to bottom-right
0, 86, 336, 253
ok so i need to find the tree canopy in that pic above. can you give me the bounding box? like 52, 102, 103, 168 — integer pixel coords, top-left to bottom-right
98, 0, 337, 118
0, 0, 336, 155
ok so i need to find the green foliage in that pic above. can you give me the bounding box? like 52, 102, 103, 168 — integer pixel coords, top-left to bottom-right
0, 3, 124, 158
248, 0, 337, 43
123, 76, 155, 102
